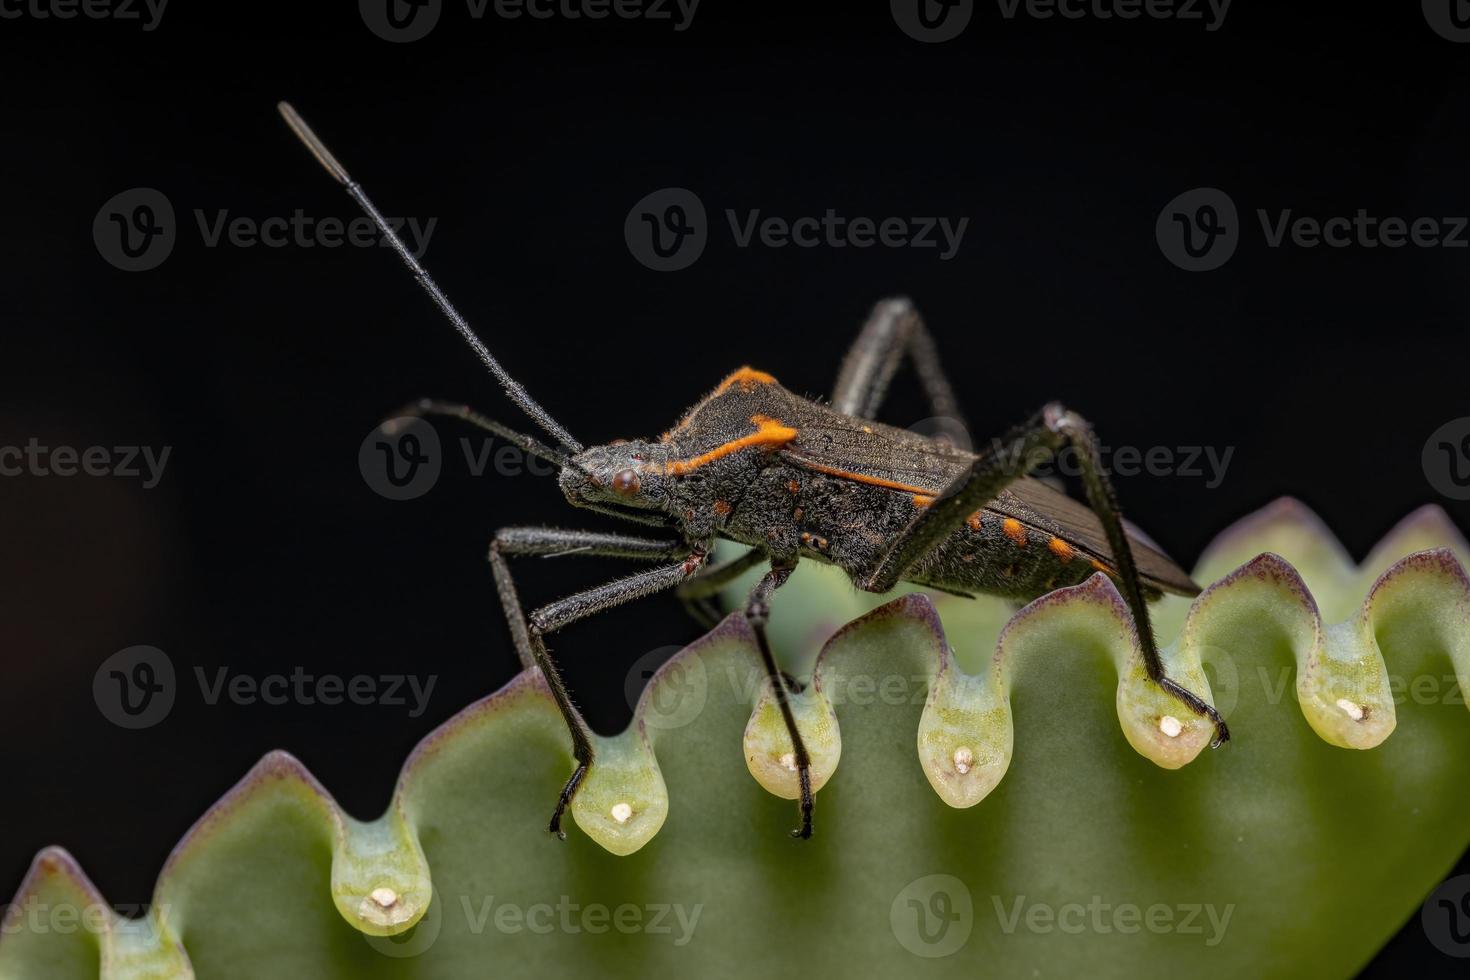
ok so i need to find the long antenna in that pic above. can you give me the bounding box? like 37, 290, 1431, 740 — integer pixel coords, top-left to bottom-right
277, 101, 583, 454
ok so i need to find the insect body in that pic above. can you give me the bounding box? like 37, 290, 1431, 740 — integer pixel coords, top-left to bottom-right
280, 103, 1228, 842
582, 367, 1200, 604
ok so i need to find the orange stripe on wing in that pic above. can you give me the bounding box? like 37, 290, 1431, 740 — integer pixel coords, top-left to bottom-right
791, 459, 935, 496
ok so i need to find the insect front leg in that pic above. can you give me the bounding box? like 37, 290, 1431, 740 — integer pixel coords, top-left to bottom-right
743, 562, 816, 839
857, 405, 1230, 747
488, 527, 707, 838
675, 546, 769, 629
831, 297, 966, 431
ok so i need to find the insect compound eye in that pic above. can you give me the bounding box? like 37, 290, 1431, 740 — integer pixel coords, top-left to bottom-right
610, 468, 641, 496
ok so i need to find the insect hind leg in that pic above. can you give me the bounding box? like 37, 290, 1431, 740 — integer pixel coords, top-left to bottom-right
856, 404, 1229, 747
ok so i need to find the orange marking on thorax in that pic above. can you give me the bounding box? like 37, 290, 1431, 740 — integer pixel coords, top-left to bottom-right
713, 500, 732, 516
660, 367, 779, 443
965, 511, 983, 531
1002, 518, 1028, 547
715, 366, 777, 394
660, 414, 798, 476
1048, 537, 1075, 562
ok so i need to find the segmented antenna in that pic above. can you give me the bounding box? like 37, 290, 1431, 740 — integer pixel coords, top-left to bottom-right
277, 101, 583, 454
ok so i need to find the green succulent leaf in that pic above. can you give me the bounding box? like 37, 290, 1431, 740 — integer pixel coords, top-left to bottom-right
3, 500, 1467, 979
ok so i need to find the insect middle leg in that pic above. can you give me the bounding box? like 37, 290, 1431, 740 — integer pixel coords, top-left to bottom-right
675, 546, 769, 629
858, 405, 1230, 746
743, 562, 815, 838
831, 297, 966, 429
488, 527, 708, 837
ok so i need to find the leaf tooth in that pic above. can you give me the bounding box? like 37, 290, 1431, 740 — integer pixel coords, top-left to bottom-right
742, 676, 841, 802
569, 729, 669, 857
915, 650, 1011, 808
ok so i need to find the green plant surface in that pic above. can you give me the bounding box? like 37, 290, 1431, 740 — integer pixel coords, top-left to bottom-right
2, 499, 1467, 979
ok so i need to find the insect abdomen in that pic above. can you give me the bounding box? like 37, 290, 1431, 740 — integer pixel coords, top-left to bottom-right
900, 510, 1105, 599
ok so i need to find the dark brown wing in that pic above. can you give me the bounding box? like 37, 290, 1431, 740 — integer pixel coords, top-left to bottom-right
779, 403, 1200, 598
992, 478, 1200, 597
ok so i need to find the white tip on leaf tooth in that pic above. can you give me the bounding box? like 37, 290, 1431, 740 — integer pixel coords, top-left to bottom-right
743, 683, 841, 801
1335, 698, 1365, 721
952, 746, 974, 775
1159, 715, 1183, 738
610, 802, 633, 824
368, 887, 399, 910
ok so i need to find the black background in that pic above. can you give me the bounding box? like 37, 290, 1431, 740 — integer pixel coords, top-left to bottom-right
3, 2, 1469, 974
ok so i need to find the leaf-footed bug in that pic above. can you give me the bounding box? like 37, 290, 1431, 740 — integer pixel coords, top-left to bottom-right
278, 102, 1228, 841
